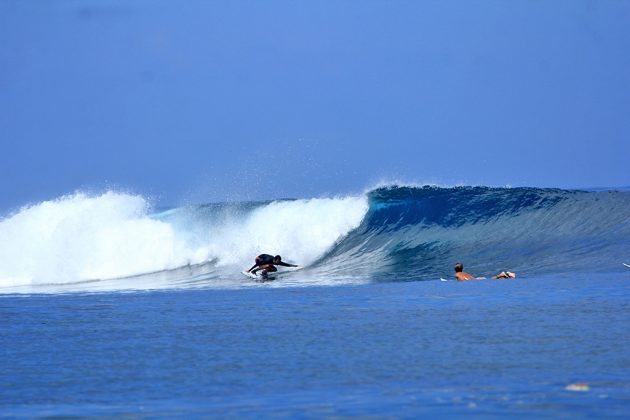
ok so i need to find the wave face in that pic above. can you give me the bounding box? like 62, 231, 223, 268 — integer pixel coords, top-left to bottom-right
319, 186, 630, 281
1, 186, 628, 292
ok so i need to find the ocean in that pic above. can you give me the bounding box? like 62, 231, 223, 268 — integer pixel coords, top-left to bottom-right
1, 185, 629, 417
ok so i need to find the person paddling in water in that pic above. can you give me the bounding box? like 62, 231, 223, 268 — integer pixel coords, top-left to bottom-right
454, 262, 516, 281
247, 254, 298, 279
454, 262, 485, 281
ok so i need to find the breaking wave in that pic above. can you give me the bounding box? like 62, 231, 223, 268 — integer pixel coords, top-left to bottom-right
1, 185, 628, 293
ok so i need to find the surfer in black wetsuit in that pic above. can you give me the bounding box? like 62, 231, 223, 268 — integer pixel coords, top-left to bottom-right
247, 254, 298, 279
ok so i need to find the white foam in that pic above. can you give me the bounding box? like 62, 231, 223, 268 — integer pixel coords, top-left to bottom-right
0, 192, 199, 287
0, 192, 369, 289
204, 196, 369, 269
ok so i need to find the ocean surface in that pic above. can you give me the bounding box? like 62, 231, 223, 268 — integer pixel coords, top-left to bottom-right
1, 185, 629, 417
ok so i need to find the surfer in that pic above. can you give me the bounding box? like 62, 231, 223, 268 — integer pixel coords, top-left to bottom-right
454, 262, 516, 281
454, 262, 485, 281
247, 254, 298, 279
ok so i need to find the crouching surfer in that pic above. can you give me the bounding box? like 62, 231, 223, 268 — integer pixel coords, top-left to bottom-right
247, 254, 298, 280
454, 262, 516, 281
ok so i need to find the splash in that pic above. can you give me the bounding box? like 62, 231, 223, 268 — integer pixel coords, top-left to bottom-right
0, 192, 200, 287
0, 192, 368, 289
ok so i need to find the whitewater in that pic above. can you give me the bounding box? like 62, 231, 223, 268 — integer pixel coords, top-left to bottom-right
0, 190, 368, 291
1, 185, 628, 293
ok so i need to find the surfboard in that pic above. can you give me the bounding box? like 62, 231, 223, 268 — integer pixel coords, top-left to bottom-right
623, 263, 630, 269
241, 266, 301, 282
241, 271, 276, 282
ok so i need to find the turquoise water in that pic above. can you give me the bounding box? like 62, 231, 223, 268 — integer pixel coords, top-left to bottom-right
2, 273, 628, 417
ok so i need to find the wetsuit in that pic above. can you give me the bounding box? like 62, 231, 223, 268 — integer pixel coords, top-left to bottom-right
255, 254, 275, 266
247, 254, 296, 273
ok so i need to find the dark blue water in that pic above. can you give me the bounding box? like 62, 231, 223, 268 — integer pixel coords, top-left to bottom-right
336, 186, 630, 280
2, 273, 629, 417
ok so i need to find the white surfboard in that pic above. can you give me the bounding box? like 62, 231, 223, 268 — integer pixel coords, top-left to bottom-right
241, 265, 302, 281
623, 263, 630, 269
241, 271, 277, 281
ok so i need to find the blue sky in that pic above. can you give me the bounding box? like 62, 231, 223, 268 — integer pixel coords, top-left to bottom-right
1, 0, 629, 212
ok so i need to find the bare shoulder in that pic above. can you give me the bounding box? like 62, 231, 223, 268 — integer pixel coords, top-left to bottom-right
455, 272, 474, 281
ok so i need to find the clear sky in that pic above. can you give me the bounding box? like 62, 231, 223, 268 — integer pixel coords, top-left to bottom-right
1, 0, 629, 212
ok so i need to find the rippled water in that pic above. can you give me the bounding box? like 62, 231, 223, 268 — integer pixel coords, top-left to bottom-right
1, 274, 629, 417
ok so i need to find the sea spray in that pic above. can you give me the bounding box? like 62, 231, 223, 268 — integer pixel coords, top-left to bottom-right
0, 192, 200, 286
200, 197, 369, 268
0, 192, 369, 288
